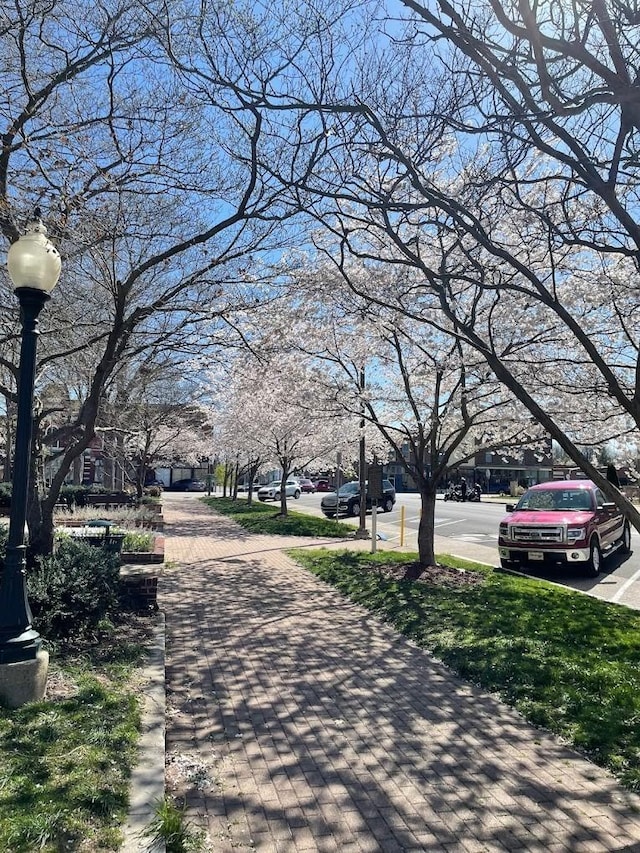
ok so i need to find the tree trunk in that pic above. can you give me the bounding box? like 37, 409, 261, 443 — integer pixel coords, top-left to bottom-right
246, 458, 260, 507
233, 459, 240, 499
278, 464, 291, 517
416, 487, 437, 568
26, 449, 45, 562
135, 457, 145, 499
3, 400, 14, 482
29, 429, 96, 556
223, 463, 232, 497
32, 499, 55, 559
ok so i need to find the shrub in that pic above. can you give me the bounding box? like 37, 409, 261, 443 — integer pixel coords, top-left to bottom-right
53, 505, 157, 528
28, 539, 122, 642
58, 484, 114, 508
122, 531, 153, 553
59, 485, 90, 508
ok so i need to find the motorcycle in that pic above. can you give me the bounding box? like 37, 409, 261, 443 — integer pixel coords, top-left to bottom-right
443, 484, 464, 502
443, 484, 482, 502
467, 484, 482, 502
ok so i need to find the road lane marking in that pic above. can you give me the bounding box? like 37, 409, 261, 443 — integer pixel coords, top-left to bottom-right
611, 564, 640, 603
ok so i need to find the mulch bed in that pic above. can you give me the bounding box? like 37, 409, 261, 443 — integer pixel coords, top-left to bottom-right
365, 560, 486, 588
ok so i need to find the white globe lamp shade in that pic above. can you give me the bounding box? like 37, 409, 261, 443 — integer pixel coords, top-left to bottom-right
7, 218, 61, 294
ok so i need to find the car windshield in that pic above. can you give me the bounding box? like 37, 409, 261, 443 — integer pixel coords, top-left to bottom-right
338, 483, 360, 495
516, 488, 593, 511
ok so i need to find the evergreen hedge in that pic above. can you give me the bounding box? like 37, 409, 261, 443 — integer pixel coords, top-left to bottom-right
0, 534, 128, 644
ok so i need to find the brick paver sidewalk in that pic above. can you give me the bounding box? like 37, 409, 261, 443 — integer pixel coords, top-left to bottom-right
161, 495, 640, 852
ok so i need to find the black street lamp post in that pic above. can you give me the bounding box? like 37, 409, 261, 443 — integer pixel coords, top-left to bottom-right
0, 214, 61, 669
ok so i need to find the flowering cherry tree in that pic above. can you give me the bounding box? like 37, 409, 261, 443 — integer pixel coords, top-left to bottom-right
0, 1, 308, 553
286, 261, 546, 568
213, 0, 640, 529
207, 353, 353, 517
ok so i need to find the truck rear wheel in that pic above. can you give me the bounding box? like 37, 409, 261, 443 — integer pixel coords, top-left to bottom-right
586, 539, 602, 578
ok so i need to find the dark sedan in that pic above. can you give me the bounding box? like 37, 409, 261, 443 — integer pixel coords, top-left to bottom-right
167, 478, 206, 492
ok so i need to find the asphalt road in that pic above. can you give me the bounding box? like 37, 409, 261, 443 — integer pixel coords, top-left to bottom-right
183, 490, 640, 610
276, 491, 640, 611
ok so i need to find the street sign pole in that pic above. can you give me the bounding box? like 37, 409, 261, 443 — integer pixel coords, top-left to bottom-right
371, 500, 378, 554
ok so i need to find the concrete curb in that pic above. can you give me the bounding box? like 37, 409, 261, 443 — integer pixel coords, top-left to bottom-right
120, 611, 166, 853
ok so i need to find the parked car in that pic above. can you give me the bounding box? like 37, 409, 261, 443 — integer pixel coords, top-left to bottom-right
257, 480, 302, 501
314, 479, 332, 492
168, 478, 207, 492
321, 480, 396, 517
498, 479, 630, 578
298, 478, 316, 493
143, 478, 165, 492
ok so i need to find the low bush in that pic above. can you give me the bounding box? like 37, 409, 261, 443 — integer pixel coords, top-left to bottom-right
53, 504, 158, 528
58, 484, 105, 508
122, 530, 154, 552
28, 539, 122, 643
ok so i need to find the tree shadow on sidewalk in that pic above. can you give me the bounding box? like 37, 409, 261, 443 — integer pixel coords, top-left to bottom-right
160, 494, 640, 851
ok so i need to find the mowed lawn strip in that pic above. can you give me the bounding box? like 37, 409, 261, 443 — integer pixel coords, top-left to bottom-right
289, 548, 640, 793
202, 495, 355, 537
0, 632, 149, 853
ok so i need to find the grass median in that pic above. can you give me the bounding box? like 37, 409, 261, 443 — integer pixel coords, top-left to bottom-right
289, 548, 640, 792
202, 495, 356, 537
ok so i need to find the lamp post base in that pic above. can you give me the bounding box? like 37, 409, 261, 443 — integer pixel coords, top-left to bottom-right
0, 544, 42, 664
0, 650, 49, 708
0, 627, 42, 664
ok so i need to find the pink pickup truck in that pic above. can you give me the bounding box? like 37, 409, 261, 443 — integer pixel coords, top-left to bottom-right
498, 480, 631, 577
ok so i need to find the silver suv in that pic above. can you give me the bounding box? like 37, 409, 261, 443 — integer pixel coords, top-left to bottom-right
257, 480, 302, 501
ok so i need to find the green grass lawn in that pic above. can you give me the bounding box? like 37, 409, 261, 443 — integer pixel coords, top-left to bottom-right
290, 548, 640, 792
202, 495, 356, 537
0, 623, 151, 852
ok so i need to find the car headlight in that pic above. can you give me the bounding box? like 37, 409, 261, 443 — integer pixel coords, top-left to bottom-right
567, 527, 586, 543
499, 523, 509, 537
